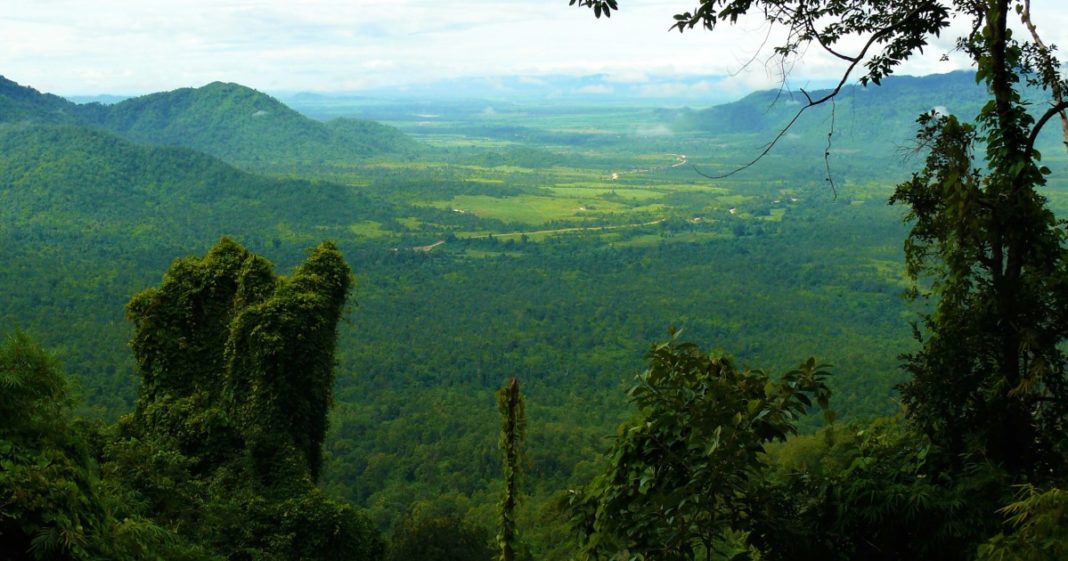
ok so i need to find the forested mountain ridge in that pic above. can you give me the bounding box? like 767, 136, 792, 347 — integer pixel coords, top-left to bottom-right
667, 70, 1068, 162
81, 81, 422, 165
683, 71, 984, 136
0, 76, 82, 123
0, 75, 421, 166
0, 122, 370, 232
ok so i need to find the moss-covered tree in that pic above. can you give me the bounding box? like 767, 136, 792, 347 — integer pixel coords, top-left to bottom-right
113, 237, 382, 561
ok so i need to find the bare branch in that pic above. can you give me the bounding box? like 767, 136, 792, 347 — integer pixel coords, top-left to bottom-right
1027, 100, 1068, 157
801, 4, 858, 62
727, 20, 777, 78
825, 96, 838, 199
1021, 0, 1068, 157
693, 3, 934, 182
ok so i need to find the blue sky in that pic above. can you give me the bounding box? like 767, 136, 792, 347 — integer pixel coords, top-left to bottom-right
3, 0, 1066, 98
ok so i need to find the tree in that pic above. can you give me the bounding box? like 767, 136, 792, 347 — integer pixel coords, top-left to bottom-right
574, 0, 1068, 481
755, 416, 1006, 561
978, 485, 1068, 561
112, 237, 383, 561
0, 330, 209, 561
497, 378, 526, 561
0, 330, 106, 561
125, 236, 353, 485
567, 337, 832, 561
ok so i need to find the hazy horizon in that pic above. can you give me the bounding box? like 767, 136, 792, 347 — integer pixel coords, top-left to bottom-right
6, 0, 1065, 100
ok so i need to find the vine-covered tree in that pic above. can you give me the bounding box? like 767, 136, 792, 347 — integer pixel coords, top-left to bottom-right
497, 377, 526, 561
126, 236, 352, 484
113, 237, 382, 561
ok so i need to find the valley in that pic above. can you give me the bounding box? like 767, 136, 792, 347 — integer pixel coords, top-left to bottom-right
4, 69, 1068, 559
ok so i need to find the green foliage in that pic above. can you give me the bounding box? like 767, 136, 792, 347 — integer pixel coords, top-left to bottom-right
110, 238, 380, 561
757, 417, 1006, 561
567, 336, 831, 561
0, 330, 103, 561
888, 7, 1068, 478
0, 331, 208, 561
978, 485, 1068, 561
0, 330, 70, 438
126, 237, 353, 482
387, 510, 494, 561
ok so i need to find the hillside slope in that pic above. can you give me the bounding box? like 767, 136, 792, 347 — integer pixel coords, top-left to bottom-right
0, 122, 378, 412
84, 81, 421, 164
0, 76, 82, 123
687, 71, 986, 139
0, 76, 420, 166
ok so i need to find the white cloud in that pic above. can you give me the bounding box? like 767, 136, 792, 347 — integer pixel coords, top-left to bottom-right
2, 0, 1066, 96
637, 80, 717, 97
579, 84, 614, 94
603, 71, 649, 84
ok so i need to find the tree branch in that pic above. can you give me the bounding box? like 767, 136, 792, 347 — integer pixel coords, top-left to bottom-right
825, 96, 838, 198
693, 4, 933, 182
1026, 101, 1068, 156
1021, 0, 1068, 157
801, 5, 858, 62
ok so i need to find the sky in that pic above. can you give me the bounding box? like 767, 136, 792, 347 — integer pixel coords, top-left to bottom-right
3, 0, 1068, 98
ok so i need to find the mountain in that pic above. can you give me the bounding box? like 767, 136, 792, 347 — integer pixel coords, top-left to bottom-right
686, 71, 986, 137
672, 70, 1068, 169
0, 76, 82, 123
0, 122, 369, 231
678, 71, 990, 148
0, 76, 421, 167
277, 74, 755, 112
83, 81, 421, 164
64, 94, 129, 105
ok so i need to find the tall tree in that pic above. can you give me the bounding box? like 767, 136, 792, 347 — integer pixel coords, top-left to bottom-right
115, 238, 383, 561
497, 377, 526, 561
126, 236, 353, 484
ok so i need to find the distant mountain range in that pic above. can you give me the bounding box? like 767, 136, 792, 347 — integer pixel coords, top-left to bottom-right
652, 71, 1068, 165
0, 76, 420, 166
674, 72, 1059, 152
275, 74, 779, 109
679, 71, 986, 139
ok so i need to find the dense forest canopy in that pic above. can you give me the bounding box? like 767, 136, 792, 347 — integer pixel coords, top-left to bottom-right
4, 0, 1068, 558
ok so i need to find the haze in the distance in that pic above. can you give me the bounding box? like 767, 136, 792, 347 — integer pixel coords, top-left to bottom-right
3, 0, 1067, 99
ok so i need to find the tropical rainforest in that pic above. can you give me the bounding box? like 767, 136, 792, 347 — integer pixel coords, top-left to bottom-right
3, 0, 1068, 559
